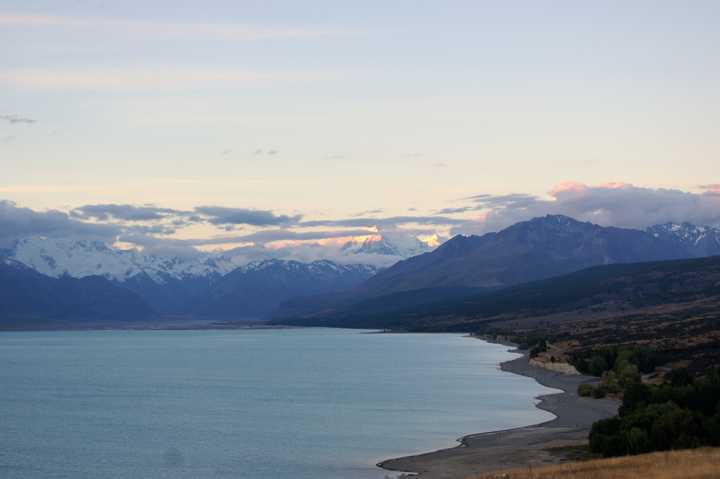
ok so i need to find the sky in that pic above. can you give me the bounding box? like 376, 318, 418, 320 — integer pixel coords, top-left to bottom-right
1, 1, 719, 259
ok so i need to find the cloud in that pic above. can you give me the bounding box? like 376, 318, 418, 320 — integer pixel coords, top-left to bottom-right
700, 184, 720, 195
455, 182, 720, 235
72, 204, 182, 221
194, 206, 301, 226
0, 68, 333, 91
436, 206, 474, 215
0, 200, 119, 246
0, 12, 351, 41
126, 228, 372, 248
253, 148, 279, 156
71, 203, 302, 228
0, 114, 35, 124
232, 228, 371, 244
353, 209, 384, 216
464, 193, 539, 208
302, 215, 468, 228
125, 224, 177, 236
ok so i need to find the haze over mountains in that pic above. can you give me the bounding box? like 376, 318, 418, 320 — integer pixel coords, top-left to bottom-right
1, 215, 719, 328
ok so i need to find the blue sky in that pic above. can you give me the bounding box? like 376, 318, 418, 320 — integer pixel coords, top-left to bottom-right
1, 1, 719, 253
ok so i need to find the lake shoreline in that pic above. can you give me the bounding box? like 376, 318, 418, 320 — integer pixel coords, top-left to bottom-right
377, 339, 619, 478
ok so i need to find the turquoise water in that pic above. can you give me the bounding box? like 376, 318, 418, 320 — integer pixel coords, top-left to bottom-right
0, 329, 556, 479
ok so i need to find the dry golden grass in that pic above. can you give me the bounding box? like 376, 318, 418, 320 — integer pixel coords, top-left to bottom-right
470, 448, 720, 479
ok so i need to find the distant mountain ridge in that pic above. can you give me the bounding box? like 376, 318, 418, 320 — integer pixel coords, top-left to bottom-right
5, 237, 382, 316
192, 259, 377, 318
4, 215, 720, 328
9, 237, 244, 283
8, 233, 424, 284
646, 222, 720, 257
341, 234, 432, 258
0, 258, 155, 326
359, 215, 719, 296
280, 255, 720, 329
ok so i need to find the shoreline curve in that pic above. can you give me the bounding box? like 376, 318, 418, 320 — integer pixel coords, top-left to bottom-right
378, 340, 618, 479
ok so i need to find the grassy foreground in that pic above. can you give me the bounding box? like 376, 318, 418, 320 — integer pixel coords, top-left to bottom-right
471, 448, 720, 479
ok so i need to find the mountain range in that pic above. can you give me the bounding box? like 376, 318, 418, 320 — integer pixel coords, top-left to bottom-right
2, 215, 720, 328
0, 236, 390, 325
273, 216, 720, 323
360, 217, 720, 296
0, 259, 154, 327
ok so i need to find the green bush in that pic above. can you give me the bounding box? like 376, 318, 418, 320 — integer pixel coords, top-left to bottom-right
578, 384, 594, 397
529, 339, 548, 358
573, 346, 665, 377
588, 354, 610, 376
592, 385, 608, 399
590, 369, 720, 457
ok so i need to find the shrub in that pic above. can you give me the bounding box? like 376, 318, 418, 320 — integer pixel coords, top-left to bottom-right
588, 354, 610, 376
592, 385, 608, 399
578, 384, 594, 397
590, 370, 720, 457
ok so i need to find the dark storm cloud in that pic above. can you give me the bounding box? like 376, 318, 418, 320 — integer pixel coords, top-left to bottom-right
193, 206, 301, 226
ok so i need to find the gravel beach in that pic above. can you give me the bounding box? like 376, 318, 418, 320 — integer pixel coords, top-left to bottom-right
378, 347, 619, 479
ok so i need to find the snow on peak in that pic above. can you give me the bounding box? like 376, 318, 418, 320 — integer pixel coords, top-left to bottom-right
237, 258, 377, 275
646, 223, 720, 252
9, 237, 234, 283
8, 237, 380, 284
341, 232, 432, 259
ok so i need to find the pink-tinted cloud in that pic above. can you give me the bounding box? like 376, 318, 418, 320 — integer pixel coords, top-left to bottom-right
700, 184, 720, 195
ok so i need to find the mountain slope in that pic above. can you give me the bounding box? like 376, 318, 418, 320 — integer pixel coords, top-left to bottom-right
7, 237, 382, 315
192, 259, 378, 318
646, 223, 720, 257
360, 215, 690, 296
0, 259, 156, 325
341, 233, 432, 258
277, 255, 720, 330
9, 237, 241, 282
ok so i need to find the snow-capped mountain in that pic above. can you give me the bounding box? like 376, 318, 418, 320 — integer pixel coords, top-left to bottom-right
5, 237, 380, 317
239, 258, 376, 276
9, 237, 243, 283
360, 215, 709, 295
341, 233, 433, 259
192, 259, 378, 318
646, 223, 720, 257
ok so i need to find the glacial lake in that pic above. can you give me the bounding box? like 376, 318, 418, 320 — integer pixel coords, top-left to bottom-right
0, 328, 557, 479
